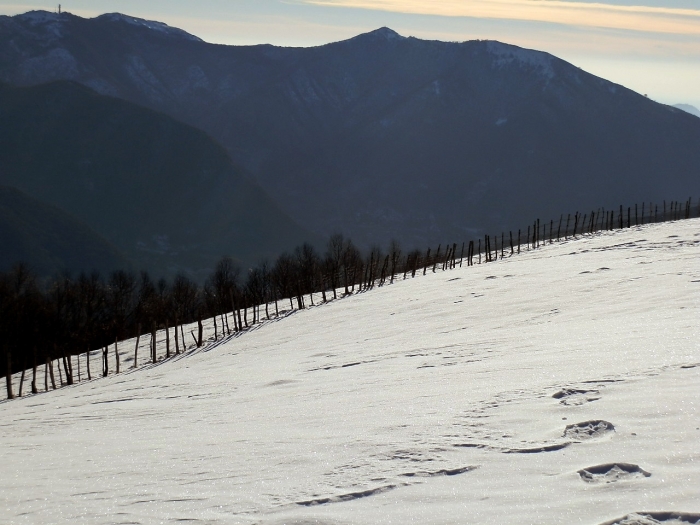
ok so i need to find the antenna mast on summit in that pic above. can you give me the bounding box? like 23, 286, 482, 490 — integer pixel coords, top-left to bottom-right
58, 4, 61, 14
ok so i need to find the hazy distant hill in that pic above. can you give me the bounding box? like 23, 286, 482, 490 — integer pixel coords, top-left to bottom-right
0, 81, 315, 279
2, 11, 700, 248
0, 185, 130, 277
673, 104, 700, 119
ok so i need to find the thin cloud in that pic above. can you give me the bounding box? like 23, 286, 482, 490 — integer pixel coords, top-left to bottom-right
301, 0, 700, 35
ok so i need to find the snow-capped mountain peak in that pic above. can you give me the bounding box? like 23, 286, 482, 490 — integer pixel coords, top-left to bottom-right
96, 13, 202, 42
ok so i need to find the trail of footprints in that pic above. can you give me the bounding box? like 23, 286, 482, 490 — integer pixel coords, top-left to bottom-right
554, 382, 700, 525
550, 385, 650, 487
287, 371, 700, 514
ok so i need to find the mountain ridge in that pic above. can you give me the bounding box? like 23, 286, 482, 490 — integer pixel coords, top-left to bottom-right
1, 11, 699, 249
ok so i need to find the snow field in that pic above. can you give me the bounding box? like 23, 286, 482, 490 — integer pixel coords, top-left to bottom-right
1, 219, 699, 525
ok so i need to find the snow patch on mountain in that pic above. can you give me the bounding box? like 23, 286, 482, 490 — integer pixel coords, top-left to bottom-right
487, 41, 555, 81
15, 10, 63, 25
124, 55, 166, 101
19, 47, 78, 81
97, 13, 202, 42
15, 10, 67, 39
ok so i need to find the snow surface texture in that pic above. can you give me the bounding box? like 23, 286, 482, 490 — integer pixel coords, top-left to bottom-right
1, 220, 699, 524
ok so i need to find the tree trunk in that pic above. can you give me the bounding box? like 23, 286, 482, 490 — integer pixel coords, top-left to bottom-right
197, 318, 203, 348
181, 325, 186, 350
5, 348, 14, 400
57, 356, 64, 385
165, 324, 170, 358
31, 348, 38, 394
19, 353, 27, 395
557, 215, 562, 241
44, 357, 49, 392
63, 354, 73, 385
19, 367, 25, 397
152, 324, 158, 362
134, 324, 141, 368
87, 348, 92, 381
102, 347, 108, 377
49, 358, 56, 389
114, 339, 120, 373
213, 315, 218, 339
77, 353, 81, 382
174, 316, 180, 354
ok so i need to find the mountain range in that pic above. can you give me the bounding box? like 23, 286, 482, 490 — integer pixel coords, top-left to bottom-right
1, 10, 699, 269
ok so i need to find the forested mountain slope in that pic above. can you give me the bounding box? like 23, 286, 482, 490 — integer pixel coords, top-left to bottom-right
0, 81, 315, 279
0, 185, 129, 276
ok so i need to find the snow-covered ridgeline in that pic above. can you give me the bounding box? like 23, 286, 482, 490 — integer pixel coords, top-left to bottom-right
1, 219, 699, 525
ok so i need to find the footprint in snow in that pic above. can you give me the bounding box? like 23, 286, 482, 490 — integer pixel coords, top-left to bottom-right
596, 512, 700, 525
295, 484, 403, 507
267, 519, 349, 525
578, 463, 650, 484
552, 388, 601, 406
563, 420, 615, 441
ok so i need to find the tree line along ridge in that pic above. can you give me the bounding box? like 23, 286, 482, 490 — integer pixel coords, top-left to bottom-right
1, 198, 697, 400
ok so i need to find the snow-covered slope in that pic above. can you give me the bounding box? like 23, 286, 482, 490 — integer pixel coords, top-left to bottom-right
1, 220, 699, 524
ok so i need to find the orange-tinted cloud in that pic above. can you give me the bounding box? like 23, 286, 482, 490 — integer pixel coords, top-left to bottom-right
301, 0, 700, 35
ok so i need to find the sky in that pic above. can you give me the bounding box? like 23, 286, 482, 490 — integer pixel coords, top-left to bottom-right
1, 0, 699, 108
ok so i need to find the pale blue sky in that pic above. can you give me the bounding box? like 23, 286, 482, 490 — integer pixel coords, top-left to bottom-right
1, 0, 699, 108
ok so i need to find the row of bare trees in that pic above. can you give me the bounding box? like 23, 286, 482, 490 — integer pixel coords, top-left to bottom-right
2, 198, 697, 400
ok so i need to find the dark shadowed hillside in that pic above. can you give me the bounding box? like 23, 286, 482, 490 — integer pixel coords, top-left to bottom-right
2, 11, 699, 248
0, 81, 315, 279
0, 185, 130, 277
